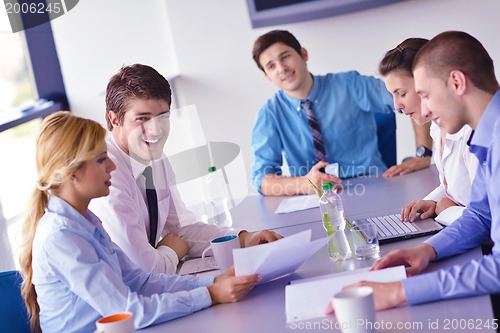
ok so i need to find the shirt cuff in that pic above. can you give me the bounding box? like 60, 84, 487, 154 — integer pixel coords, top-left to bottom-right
424, 233, 456, 260
189, 287, 213, 312
423, 187, 446, 202
197, 275, 216, 287
157, 245, 180, 275
434, 206, 466, 226
402, 271, 442, 305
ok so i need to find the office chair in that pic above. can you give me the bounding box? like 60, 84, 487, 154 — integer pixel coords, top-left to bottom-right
0, 270, 31, 333
374, 112, 397, 168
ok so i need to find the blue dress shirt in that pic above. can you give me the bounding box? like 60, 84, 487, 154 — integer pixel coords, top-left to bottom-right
402, 89, 500, 305
251, 71, 393, 193
32, 195, 214, 333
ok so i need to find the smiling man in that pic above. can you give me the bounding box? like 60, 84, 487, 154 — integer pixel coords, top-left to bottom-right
90, 64, 282, 274
250, 30, 431, 196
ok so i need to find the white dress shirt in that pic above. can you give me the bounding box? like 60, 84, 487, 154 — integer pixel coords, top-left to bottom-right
90, 136, 237, 274
424, 122, 478, 224
34, 195, 213, 333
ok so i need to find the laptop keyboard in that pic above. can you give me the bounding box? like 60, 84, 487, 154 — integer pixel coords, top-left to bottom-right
355, 214, 418, 238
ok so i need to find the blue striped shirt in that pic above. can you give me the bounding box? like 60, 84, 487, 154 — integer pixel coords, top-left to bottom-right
251, 71, 393, 193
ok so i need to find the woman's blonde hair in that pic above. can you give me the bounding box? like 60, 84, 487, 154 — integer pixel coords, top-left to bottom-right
19, 111, 106, 332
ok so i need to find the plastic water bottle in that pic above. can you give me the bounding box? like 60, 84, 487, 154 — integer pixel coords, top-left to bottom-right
205, 166, 233, 228
320, 182, 351, 261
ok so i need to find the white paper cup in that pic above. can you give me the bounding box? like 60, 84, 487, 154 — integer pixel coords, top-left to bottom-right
332, 286, 376, 333
202, 235, 240, 271
95, 312, 135, 333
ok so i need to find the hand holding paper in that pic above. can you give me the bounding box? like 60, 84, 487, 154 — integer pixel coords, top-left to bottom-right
233, 230, 332, 284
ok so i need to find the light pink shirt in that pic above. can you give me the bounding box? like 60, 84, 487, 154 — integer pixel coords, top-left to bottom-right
90, 136, 236, 274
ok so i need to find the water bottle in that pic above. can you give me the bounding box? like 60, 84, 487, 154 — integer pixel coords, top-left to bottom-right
205, 166, 233, 228
320, 182, 351, 261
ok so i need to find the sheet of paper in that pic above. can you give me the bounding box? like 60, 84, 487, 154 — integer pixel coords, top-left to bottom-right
274, 194, 320, 214
233, 230, 331, 284
285, 265, 407, 323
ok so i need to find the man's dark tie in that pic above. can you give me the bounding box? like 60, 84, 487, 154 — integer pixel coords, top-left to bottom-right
143, 166, 158, 247
302, 100, 326, 162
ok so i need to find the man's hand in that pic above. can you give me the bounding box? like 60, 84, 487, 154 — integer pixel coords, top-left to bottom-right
156, 233, 189, 260
260, 161, 341, 196
303, 161, 342, 194
371, 243, 437, 276
401, 199, 437, 222
208, 266, 260, 304
436, 197, 458, 215
238, 230, 283, 248
325, 281, 406, 313
383, 156, 431, 178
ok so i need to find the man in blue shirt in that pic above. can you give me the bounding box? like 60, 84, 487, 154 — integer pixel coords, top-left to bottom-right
333, 31, 500, 311
251, 30, 432, 196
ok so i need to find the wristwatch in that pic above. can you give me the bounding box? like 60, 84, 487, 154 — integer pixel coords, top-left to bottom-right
416, 145, 433, 158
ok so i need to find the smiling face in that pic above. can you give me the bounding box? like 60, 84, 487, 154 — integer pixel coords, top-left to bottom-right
383, 70, 430, 126
109, 98, 170, 164
414, 66, 466, 134
73, 141, 116, 201
259, 42, 312, 99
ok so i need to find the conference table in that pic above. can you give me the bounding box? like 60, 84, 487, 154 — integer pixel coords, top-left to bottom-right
141, 167, 495, 332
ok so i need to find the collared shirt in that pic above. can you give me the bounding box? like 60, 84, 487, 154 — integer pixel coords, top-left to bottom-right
251, 71, 393, 193
403, 89, 500, 305
33, 195, 214, 333
423, 122, 478, 224
89, 136, 236, 274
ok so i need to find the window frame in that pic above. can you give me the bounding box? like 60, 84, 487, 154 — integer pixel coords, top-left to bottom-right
0, 4, 68, 132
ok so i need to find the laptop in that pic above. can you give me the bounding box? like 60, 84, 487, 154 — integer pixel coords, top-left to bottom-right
351, 209, 443, 244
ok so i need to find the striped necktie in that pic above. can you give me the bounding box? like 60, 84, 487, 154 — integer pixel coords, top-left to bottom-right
143, 166, 158, 247
302, 100, 326, 162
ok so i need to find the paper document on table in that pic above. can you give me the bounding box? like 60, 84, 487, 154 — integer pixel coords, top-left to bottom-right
233, 230, 331, 284
274, 194, 320, 214
285, 265, 407, 323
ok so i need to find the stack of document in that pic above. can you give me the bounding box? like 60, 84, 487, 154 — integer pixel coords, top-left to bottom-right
233, 230, 331, 284
285, 265, 407, 323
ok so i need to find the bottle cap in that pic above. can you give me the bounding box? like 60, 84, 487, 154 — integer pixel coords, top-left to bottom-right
322, 182, 332, 190
208, 166, 216, 173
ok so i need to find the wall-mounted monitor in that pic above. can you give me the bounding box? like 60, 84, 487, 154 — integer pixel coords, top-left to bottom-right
246, 0, 408, 28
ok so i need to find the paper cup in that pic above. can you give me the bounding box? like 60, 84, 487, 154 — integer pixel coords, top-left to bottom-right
332, 287, 376, 333
95, 312, 135, 333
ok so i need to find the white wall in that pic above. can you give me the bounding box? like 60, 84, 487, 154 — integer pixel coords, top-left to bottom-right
52, 0, 500, 195
51, 0, 179, 122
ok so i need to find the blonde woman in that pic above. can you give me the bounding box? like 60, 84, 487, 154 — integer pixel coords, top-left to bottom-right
379, 38, 478, 225
19, 111, 259, 333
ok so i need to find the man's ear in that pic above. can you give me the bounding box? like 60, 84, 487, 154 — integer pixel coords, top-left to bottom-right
108, 110, 120, 128
300, 47, 308, 62
449, 70, 467, 96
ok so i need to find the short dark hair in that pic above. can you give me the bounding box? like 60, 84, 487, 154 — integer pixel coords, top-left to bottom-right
105, 64, 172, 131
379, 38, 428, 77
252, 30, 302, 72
413, 31, 499, 94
